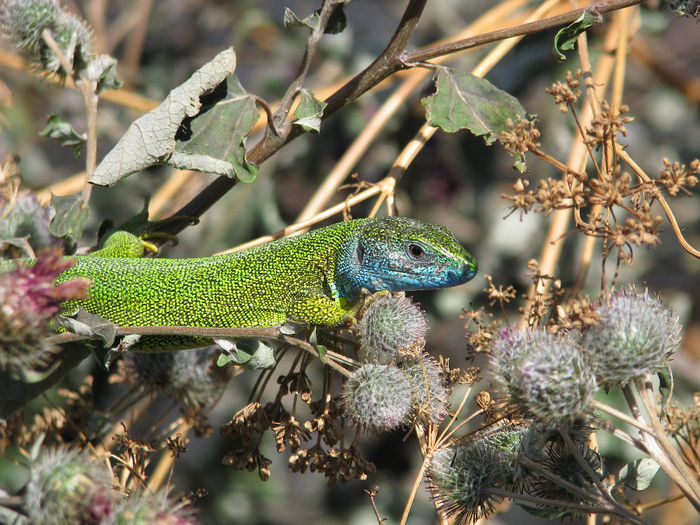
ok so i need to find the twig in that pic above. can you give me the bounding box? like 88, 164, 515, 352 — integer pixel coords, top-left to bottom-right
364, 486, 386, 524
40, 29, 98, 204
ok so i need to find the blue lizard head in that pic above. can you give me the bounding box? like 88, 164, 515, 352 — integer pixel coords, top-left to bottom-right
335, 217, 477, 300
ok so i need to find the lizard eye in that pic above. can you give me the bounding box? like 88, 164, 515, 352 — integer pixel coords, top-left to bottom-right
407, 243, 425, 259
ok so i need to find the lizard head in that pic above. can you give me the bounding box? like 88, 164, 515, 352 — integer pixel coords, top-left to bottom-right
336, 217, 477, 299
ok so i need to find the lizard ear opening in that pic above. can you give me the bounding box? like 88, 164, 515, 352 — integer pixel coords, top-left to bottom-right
351, 240, 365, 268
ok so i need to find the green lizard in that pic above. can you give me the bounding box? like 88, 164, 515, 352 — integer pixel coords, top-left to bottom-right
29, 217, 478, 350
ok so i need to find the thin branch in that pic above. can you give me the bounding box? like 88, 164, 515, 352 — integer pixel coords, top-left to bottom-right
50, 324, 354, 377
271, 1, 341, 130
403, 0, 643, 64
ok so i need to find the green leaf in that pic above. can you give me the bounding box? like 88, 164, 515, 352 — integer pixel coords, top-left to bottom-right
553, 10, 603, 61
283, 7, 320, 30
83, 54, 122, 93
616, 458, 659, 490
217, 352, 235, 367
245, 341, 276, 369
422, 66, 527, 145
91, 48, 256, 185
40, 114, 86, 157
48, 193, 90, 244
316, 344, 328, 363
294, 89, 327, 132
284, 5, 346, 34
54, 309, 118, 348
173, 74, 260, 183
0, 192, 58, 251
657, 366, 673, 416
214, 339, 276, 369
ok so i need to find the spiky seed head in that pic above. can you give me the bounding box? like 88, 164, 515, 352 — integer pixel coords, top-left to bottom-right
114, 486, 198, 524
342, 363, 413, 431
125, 348, 231, 410
0, 0, 93, 77
26, 447, 116, 525
582, 287, 682, 387
530, 441, 601, 510
0, 250, 89, 374
490, 328, 598, 424
427, 443, 509, 523
358, 294, 428, 363
400, 354, 450, 424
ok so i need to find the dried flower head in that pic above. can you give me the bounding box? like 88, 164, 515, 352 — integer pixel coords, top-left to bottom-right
582, 287, 681, 387
585, 101, 634, 147
658, 157, 699, 196
499, 118, 541, 157
491, 328, 598, 424
545, 70, 582, 112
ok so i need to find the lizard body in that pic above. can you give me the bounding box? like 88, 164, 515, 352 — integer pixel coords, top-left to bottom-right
50, 217, 476, 349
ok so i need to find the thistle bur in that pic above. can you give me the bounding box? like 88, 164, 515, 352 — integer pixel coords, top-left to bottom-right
490, 328, 598, 424
582, 287, 681, 387
26, 447, 116, 525
125, 348, 231, 410
342, 363, 413, 431
427, 443, 510, 523
357, 293, 428, 363
0, 0, 93, 78
0, 250, 89, 374
401, 354, 450, 424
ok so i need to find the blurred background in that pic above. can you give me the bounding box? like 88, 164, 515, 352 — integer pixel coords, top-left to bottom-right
0, 1, 698, 523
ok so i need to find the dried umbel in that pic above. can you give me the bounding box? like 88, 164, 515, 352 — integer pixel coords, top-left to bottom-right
582, 287, 681, 387
490, 328, 598, 424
